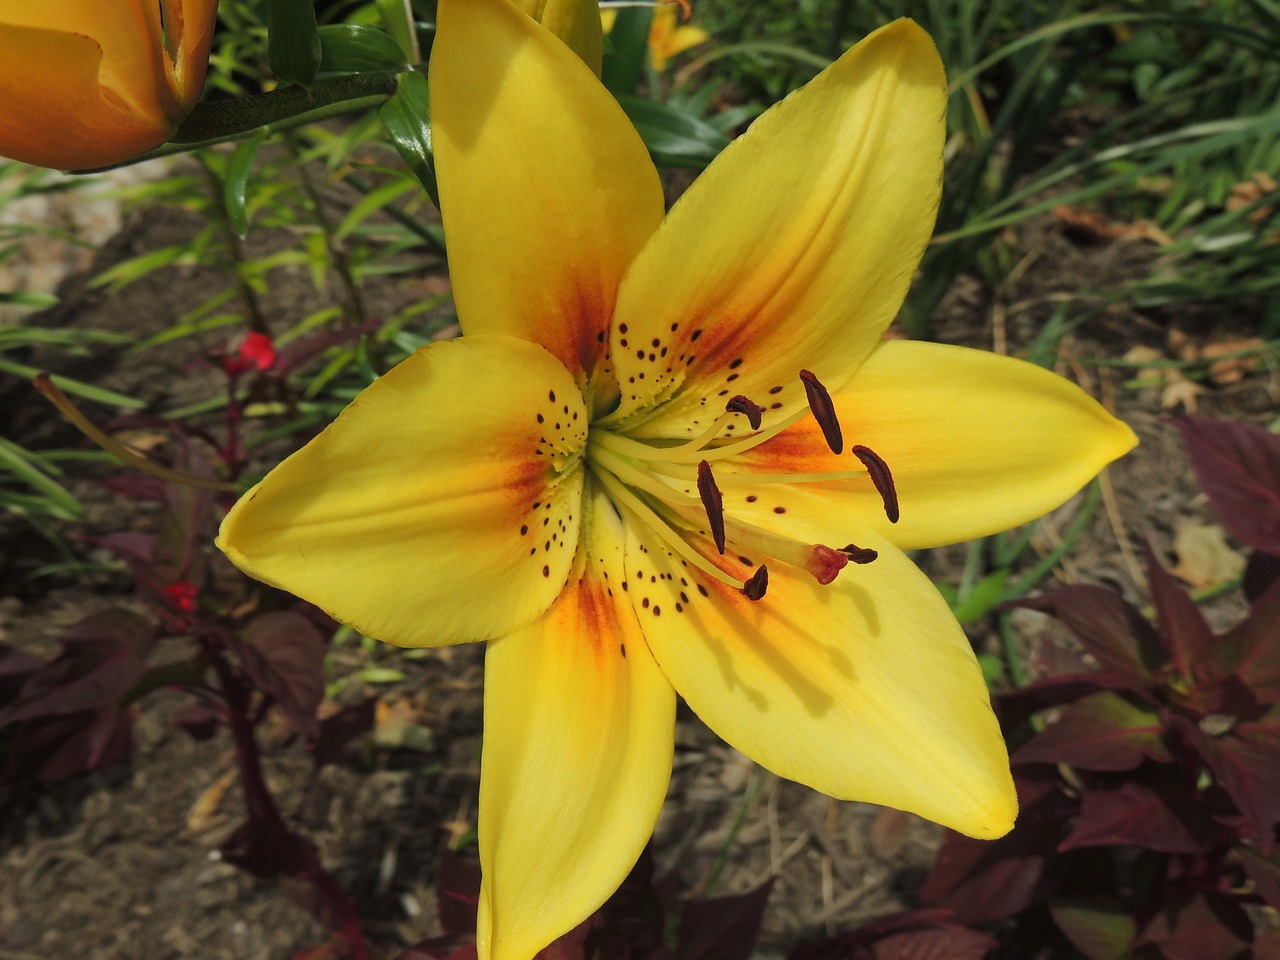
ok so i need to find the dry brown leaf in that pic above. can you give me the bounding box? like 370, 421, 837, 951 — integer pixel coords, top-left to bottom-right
1171, 519, 1245, 588
373, 697, 434, 751
1161, 374, 1202, 412
1051, 204, 1173, 245
1201, 337, 1264, 385
187, 765, 237, 832
1167, 328, 1198, 362
1227, 171, 1278, 222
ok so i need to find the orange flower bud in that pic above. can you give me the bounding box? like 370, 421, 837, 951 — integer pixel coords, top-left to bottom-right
0, 0, 219, 170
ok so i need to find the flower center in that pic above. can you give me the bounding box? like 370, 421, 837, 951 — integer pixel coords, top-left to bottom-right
584, 369, 897, 600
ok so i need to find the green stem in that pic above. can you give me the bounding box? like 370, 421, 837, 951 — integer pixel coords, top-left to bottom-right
173, 73, 402, 143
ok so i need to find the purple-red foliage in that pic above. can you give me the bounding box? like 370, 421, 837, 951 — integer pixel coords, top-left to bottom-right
920, 553, 1280, 957
903, 417, 1280, 958
397, 847, 772, 960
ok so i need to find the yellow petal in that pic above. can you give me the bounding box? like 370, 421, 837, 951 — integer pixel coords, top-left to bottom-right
605, 19, 945, 439
666, 24, 710, 58
507, 0, 604, 75
729, 340, 1139, 550
624, 523, 1017, 839
218, 336, 588, 648
167, 0, 220, 110
478, 486, 675, 960
431, 0, 664, 387
0, 26, 173, 169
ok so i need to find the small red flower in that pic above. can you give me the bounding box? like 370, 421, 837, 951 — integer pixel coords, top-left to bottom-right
163, 581, 199, 613
223, 331, 277, 377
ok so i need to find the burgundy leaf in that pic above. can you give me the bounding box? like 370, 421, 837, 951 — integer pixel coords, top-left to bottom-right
998, 672, 1141, 731
0, 643, 42, 706
1212, 573, 1280, 705
1255, 927, 1280, 958
0, 706, 134, 784
1049, 896, 1137, 960
676, 881, 772, 960
1059, 779, 1217, 853
1145, 544, 1217, 681
1172, 415, 1280, 553
587, 845, 668, 960
220, 815, 316, 879
311, 698, 378, 768
1136, 891, 1252, 960
235, 611, 328, 740
1015, 585, 1162, 682
919, 772, 1075, 925
98, 473, 168, 502
394, 939, 475, 960
1244, 550, 1280, 603
1176, 706, 1280, 851
1012, 691, 1171, 771
0, 610, 156, 726
863, 927, 996, 960
436, 848, 482, 936
788, 910, 995, 960
1237, 846, 1280, 910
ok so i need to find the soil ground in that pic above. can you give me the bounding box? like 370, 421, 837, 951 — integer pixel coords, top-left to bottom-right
0, 161, 1274, 960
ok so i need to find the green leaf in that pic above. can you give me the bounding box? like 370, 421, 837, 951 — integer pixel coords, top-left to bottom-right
0, 437, 84, 521
225, 130, 267, 239
378, 70, 438, 207
1050, 896, 1137, 960
0, 359, 144, 409
375, 0, 421, 64
268, 0, 322, 87
318, 24, 408, 74
335, 177, 419, 240
952, 569, 1010, 624
601, 6, 652, 97
616, 95, 730, 170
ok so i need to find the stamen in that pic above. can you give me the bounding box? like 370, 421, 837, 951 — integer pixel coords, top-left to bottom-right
594, 469, 747, 590
841, 544, 879, 564
851, 445, 899, 523
696, 459, 726, 554
799, 369, 843, 454
741, 565, 769, 600
725, 395, 763, 430
589, 444, 698, 506
590, 404, 811, 465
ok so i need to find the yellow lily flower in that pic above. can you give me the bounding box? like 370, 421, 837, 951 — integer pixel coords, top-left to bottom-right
600, 3, 709, 71
651, 4, 710, 70
0, 0, 218, 170
218, 1, 1137, 957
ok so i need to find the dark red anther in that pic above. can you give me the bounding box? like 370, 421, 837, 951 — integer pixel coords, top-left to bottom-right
697, 459, 726, 554
841, 544, 879, 564
799, 369, 843, 454
725, 395, 764, 430
852, 445, 899, 523
741, 564, 769, 600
